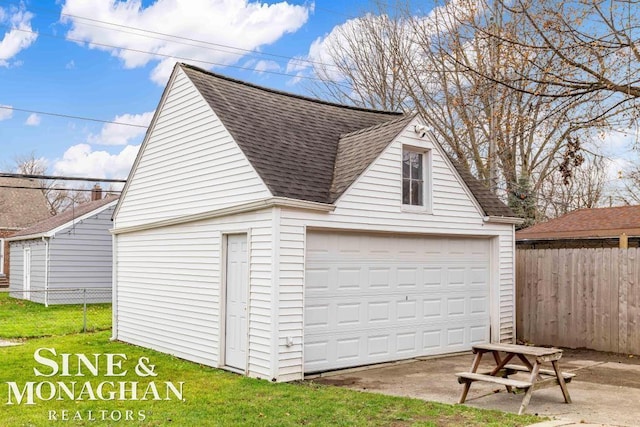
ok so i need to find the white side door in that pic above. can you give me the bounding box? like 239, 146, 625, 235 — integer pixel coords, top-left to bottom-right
224, 234, 248, 371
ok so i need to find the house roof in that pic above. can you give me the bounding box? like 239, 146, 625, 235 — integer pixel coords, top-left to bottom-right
179, 63, 514, 217
0, 177, 52, 229
9, 195, 118, 239
516, 205, 640, 240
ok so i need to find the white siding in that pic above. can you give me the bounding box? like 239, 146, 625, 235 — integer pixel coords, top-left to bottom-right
115, 68, 271, 229
9, 239, 47, 304
275, 124, 515, 380
114, 209, 274, 379
44, 205, 114, 304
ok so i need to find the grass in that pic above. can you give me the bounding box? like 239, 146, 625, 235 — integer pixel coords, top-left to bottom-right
0, 331, 543, 427
0, 291, 111, 338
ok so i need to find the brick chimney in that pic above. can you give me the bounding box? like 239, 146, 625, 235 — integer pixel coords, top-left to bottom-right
91, 184, 103, 201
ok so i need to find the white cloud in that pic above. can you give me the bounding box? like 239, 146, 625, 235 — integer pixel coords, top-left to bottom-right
25, 113, 41, 126
254, 59, 280, 74
0, 5, 38, 67
53, 143, 139, 179
0, 104, 12, 120
61, 0, 312, 84
88, 111, 154, 146
289, 0, 483, 86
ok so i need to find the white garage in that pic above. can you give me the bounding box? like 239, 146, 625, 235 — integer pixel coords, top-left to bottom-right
304, 231, 491, 373
112, 64, 520, 383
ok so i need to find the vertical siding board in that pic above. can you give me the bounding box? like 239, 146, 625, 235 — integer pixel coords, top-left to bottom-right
619, 248, 629, 353
516, 246, 640, 355
515, 250, 524, 340
556, 249, 567, 346
627, 248, 638, 354
610, 249, 620, 353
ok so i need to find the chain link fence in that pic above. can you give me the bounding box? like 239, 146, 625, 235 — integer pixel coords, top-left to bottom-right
0, 287, 112, 339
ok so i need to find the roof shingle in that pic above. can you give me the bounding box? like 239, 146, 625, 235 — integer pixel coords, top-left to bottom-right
516, 205, 640, 240
10, 196, 118, 239
0, 177, 52, 229
179, 64, 514, 218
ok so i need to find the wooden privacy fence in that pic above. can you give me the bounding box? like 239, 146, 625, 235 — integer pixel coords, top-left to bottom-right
516, 247, 640, 355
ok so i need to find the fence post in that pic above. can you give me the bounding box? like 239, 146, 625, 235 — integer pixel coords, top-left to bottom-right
83, 288, 87, 333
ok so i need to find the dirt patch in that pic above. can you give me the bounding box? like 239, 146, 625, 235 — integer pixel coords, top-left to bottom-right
313, 377, 361, 387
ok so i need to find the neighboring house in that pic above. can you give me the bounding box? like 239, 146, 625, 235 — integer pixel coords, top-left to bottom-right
8, 195, 118, 305
0, 177, 51, 287
111, 63, 520, 382
516, 205, 640, 248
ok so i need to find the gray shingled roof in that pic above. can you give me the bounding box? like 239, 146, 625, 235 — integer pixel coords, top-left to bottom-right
331, 115, 416, 202
10, 195, 118, 239
444, 156, 516, 217
180, 64, 514, 217
0, 177, 52, 229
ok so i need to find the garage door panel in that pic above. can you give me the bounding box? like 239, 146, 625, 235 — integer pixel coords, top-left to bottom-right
304, 319, 489, 373
304, 232, 491, 373
306, 264, 487, 296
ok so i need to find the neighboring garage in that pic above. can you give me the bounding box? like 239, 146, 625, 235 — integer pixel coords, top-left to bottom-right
304, 231, 491, 373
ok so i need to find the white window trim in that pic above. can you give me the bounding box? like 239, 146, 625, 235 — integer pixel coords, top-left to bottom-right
401, 146, 432, 213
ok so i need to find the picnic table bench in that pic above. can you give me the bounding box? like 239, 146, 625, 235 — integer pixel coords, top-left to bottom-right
456, 343, 574, 415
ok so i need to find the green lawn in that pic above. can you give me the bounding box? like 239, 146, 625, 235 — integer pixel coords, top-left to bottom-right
0, 291, 111, 338
0, 332, 542, 426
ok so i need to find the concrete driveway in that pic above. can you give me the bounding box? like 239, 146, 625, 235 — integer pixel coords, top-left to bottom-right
309, 349, 640, 426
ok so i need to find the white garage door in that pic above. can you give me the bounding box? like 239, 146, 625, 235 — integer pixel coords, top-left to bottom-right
304, 231, 491, 373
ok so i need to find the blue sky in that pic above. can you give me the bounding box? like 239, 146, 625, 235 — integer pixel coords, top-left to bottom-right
0, 0, 393, 179
0, 0, 635, 193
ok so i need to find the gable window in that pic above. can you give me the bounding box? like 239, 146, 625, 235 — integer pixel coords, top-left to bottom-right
402, 149, 425, 206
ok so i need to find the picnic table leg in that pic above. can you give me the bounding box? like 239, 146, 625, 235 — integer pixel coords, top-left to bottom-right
518, 386, 534, 415
552, 360, 572, 403
518, 361, 542, 415
459, 351, 483, 404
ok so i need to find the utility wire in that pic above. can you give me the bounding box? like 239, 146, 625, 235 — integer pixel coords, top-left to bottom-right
0, 24, 351, 89
0, 0, 342, 71
0, 105, 148, 128
0, 185, 122, 193
0, 172, 127, 183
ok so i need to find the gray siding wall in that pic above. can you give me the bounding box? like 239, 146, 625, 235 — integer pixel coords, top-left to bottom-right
9, 239, 47, 304
47, 205, 114, 304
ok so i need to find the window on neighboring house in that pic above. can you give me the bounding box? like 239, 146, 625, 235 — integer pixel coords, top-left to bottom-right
0, 238, 4, 275
402, 149, 425, 206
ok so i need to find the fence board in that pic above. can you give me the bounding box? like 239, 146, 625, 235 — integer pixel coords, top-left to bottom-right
516, 247, 640, 355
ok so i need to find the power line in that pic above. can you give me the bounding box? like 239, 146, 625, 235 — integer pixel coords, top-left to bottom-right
0, 105, 148, 128
0, 0, 342, 71
0, 24, 350, 88
0, 173, 127, 183
0, 184, 121, 193
63, 12, 341, 71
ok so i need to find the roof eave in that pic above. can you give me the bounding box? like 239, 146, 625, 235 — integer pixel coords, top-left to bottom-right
6, 233, 50, 242
484, 215, 525, 225
112, 197, 335, 235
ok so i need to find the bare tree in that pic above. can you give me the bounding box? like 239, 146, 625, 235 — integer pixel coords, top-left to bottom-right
13, 152, 89, 215
468, 0, 640, 128
304, 4, 412, 112
537, 154, 607, 219
305, 0, 602, 223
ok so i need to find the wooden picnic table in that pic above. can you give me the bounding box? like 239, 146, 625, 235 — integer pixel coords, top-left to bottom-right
456, 343, 574, 415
